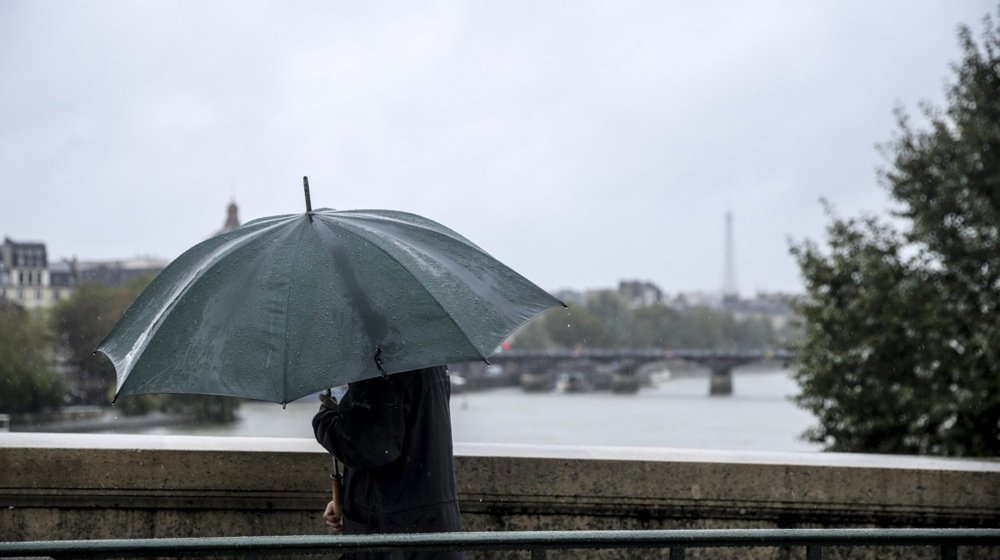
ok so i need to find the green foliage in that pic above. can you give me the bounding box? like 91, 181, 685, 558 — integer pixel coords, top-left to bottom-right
512, 290, 778, 350
163, 394, 242, 423
111, 392, 241, 422
114, 393, 165, 416
790, 13, 1000, 456
544, 306, 612, 348
51, 277, 151, 405
0, 302, 65, 413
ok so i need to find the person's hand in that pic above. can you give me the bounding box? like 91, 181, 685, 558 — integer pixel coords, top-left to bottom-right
323, 500, 343, 531
319, 393, 338, 412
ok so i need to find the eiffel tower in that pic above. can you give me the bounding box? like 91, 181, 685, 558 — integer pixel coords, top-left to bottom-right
722, 210, 738, 304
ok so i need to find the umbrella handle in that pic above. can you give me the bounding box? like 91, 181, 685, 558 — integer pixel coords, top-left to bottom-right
330, 472, 344, 518
324, 386, 344, 528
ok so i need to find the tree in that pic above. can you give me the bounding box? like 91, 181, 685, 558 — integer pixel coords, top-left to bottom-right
163, 394, 241, 423
629, 305, 683, 347
542, 305, 610, 348
52, 275, 242, 422
51, 279, 147, 404
0, 301, 65, 414
790, 13, 1000, 456
584, 290, 631, 345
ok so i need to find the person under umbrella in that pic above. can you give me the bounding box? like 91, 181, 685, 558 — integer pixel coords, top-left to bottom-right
313, 365, 464, 560
96, 179, 562, 558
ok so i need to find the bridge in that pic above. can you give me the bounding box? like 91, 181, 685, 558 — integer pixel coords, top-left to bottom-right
452, 348, 793, 396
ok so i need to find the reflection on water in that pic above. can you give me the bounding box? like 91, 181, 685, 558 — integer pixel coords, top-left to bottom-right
139, 369, 821, 452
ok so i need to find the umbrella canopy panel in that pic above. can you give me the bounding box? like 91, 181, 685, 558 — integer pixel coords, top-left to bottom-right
98, 209, 562, 404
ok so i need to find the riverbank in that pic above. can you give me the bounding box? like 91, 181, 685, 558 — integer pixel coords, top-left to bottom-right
11, 406, 197, 433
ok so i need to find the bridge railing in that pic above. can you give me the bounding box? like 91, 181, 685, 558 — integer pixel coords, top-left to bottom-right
4, 528, 1000, 559
487, 348, 793, 362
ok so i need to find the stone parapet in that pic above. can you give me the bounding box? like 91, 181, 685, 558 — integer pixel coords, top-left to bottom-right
455, 443, 1000, 530
1, 433, 998, 558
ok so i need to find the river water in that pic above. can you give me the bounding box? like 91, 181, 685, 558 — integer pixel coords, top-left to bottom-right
141, 368, 822, 453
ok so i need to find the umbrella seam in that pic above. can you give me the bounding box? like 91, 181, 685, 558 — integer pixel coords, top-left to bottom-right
315, 217, 490, 362
319, 208, 484, 252
322, 211, 563, 310
280, 222, 311, 405
104, 218, 293, 397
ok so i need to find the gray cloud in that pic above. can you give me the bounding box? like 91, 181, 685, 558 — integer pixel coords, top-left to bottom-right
0, 1, 989, 295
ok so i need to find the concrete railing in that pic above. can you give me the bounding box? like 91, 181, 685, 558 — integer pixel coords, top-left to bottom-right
2, 433, 998, 558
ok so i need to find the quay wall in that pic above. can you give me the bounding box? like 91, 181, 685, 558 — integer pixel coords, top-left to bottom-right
1, 433, 998, 559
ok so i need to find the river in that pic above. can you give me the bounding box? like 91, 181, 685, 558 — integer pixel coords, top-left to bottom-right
139, 368, 822, 453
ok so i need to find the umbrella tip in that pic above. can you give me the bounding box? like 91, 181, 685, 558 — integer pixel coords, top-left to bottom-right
303, 176, 313, 220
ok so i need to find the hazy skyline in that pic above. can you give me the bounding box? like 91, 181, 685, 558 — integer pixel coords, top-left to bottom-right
1, 2, 991, 295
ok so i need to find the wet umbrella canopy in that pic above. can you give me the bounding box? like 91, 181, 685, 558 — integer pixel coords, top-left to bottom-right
98, 180, 563, 404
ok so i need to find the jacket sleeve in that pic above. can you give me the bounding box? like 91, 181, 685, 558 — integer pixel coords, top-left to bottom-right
313, 376, 407, 471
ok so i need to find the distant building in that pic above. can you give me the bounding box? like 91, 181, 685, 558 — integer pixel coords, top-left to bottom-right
617, 280, 663, 308
0, 236, 169, 309
0, 237, 62, 309
0, 242, 167, 309
73, 257, 167, 288
47, 260, 78, 301
722, 291, 795, 329
668, 291, 725, 310
0, 202, 243, 309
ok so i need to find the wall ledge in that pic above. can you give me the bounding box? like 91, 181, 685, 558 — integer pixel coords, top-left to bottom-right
4, 433, 998, 473
2, 432, 997, 542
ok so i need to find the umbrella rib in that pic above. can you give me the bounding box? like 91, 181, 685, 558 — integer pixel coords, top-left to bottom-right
107, 218, 293, 391
332, 209, 557, 308
324, 209, 484, 251
279, 222, 311, 404
319, 218, 491, 363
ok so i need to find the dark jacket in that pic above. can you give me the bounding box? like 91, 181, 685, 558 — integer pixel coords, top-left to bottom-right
313, 366, 464, 560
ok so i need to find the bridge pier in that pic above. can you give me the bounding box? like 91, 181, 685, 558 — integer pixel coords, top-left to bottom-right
709, 367, 733, 396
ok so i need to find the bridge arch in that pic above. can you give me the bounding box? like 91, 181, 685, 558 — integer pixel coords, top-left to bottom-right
472, 349, 792, 396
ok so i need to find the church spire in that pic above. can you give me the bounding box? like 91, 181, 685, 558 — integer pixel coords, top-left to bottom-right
222, 201, 241, 233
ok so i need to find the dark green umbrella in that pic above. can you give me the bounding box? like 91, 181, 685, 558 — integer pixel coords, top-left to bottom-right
98, 179, 563, 405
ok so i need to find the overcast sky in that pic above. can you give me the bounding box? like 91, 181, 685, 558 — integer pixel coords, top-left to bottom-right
0, 1, 992, 296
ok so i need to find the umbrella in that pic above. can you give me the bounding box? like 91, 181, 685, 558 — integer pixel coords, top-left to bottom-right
97, 178, 563, 405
